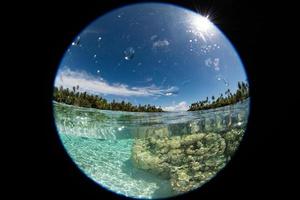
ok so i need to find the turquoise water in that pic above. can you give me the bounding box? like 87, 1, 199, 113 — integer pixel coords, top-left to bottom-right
53, 99, 249, 199
60, 135, 174, 198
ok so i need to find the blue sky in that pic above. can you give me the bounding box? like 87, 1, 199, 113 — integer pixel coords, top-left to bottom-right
55, 3, 248, 111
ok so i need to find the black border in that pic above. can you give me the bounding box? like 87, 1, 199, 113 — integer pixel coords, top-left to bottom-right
19, 0, 290, 199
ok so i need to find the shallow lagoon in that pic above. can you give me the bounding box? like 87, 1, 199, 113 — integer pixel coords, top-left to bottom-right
53, 98, 249, 198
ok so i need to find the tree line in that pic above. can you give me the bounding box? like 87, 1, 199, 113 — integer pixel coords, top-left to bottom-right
188, 81, 249, 111
53, 85, 164, 112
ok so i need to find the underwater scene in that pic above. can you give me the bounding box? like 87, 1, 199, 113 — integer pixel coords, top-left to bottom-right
52, 2, 250, 199
53, 98, 249, 198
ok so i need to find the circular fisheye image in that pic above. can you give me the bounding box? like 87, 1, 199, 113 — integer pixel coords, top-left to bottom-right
53, 2, 250, 199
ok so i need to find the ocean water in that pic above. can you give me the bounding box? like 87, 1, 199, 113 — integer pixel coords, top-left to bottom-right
53, 99, 250, 199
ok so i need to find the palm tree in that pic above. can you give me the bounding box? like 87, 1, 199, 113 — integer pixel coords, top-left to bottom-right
53, 86, 166, 112
238, 82, 242, 90
188, 81, 249, 111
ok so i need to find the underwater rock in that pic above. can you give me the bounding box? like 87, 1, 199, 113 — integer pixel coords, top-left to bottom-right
215, 115, 227, 132
132, 126, 170, 139
189, 121, 201, 133
203, 118, 213, 132
131, 114, 242, 140
132, 138, 171, 178
152, 127, 169, 138
223, 129, 244, 158
131, 129, 244, 193
168, 123, 189, 136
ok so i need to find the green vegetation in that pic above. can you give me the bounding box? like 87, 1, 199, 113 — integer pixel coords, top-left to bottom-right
53, 86, 164, 112
188, 81, 249, 111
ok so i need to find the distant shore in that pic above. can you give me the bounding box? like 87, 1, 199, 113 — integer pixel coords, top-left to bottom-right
53, 86, 164, 112
53, 81, 249, 113
188, 81, 249, 111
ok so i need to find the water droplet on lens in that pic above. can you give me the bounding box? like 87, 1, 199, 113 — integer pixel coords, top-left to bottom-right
216, 75, 222, 81
124, 47, 135, 60
213, 58, 219, 67
216, 75, 229, 86
72, 36, 81, 46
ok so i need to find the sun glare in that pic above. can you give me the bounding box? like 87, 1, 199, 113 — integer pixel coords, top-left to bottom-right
190, 14, 212, 32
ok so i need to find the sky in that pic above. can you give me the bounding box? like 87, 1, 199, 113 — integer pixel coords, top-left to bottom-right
55, 3, 248, 111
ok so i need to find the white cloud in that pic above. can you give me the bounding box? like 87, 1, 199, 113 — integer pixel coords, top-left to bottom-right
153, 39, 170, 48
55, 67, 178, 97
163, 101, 189, 112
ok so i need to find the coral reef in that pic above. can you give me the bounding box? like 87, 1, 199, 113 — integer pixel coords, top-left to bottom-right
131, 128, 245, 193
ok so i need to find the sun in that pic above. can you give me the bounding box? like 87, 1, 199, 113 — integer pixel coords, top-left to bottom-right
190, 14, 212, 32
185, 13, 215, 42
